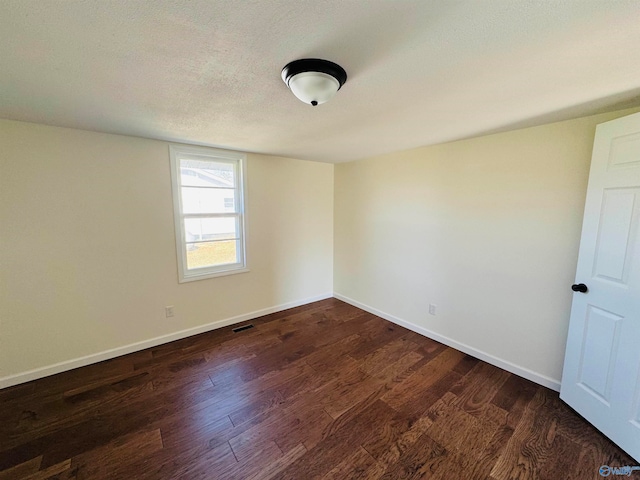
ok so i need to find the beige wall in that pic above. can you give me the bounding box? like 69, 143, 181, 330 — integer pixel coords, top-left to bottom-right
334, 108, 640, 387
0, 119, 334, 382
3, 107, 639, 388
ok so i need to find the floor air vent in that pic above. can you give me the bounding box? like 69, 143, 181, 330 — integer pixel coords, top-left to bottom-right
232, 324, 254, 333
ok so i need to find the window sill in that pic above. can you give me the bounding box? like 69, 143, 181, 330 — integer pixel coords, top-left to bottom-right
178, 267, 250, 283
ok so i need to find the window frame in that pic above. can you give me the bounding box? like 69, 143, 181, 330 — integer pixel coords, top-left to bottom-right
169, 144, 248, 283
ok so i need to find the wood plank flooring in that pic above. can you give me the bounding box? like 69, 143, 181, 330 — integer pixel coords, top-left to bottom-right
0, 298, 634, 479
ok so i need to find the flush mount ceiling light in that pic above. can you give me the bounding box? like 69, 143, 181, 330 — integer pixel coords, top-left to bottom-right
281, 58, 347, 106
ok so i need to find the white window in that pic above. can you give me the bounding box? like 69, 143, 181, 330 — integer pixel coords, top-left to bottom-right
169, 144, 248, 282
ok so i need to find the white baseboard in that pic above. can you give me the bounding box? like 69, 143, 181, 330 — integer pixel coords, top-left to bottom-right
333, 292, 561, 392
0, 293, 333, 390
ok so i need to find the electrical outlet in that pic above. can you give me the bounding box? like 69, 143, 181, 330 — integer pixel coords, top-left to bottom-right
165, 306, 175, 318
428, 304, 437, 315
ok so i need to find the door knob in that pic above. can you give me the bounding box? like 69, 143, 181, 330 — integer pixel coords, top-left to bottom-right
571, 283, 588, 293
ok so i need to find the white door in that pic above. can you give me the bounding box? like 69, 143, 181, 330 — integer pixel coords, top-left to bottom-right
561, 112, 640, 461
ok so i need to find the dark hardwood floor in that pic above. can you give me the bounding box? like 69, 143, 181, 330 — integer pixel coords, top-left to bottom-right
0, 298, 634, 479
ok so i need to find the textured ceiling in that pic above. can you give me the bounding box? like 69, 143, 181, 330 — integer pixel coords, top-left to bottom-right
2, 0, 640, 163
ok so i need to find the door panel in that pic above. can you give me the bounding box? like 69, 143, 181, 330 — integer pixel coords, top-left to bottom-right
609, 132, 640, 168
561, 112, 640, 462
577, 306, 622, 404
634, 379, 640, 426
593, 189, 637, 283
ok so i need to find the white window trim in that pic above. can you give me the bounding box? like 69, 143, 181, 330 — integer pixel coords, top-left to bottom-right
169, 144, 249, 283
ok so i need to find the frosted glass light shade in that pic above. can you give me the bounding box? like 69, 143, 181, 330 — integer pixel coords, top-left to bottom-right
288, 72, 340, 106
282, 59, 347, 106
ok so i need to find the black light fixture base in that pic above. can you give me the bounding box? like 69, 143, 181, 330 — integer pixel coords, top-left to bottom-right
281, 59, 348, 90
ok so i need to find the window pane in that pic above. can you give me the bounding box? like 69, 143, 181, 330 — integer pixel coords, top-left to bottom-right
171, 145, 246, 281
186, 240, 238, 269
181, 188, 236, 214
180, 159, 235, 187
184, 217, 238, 242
